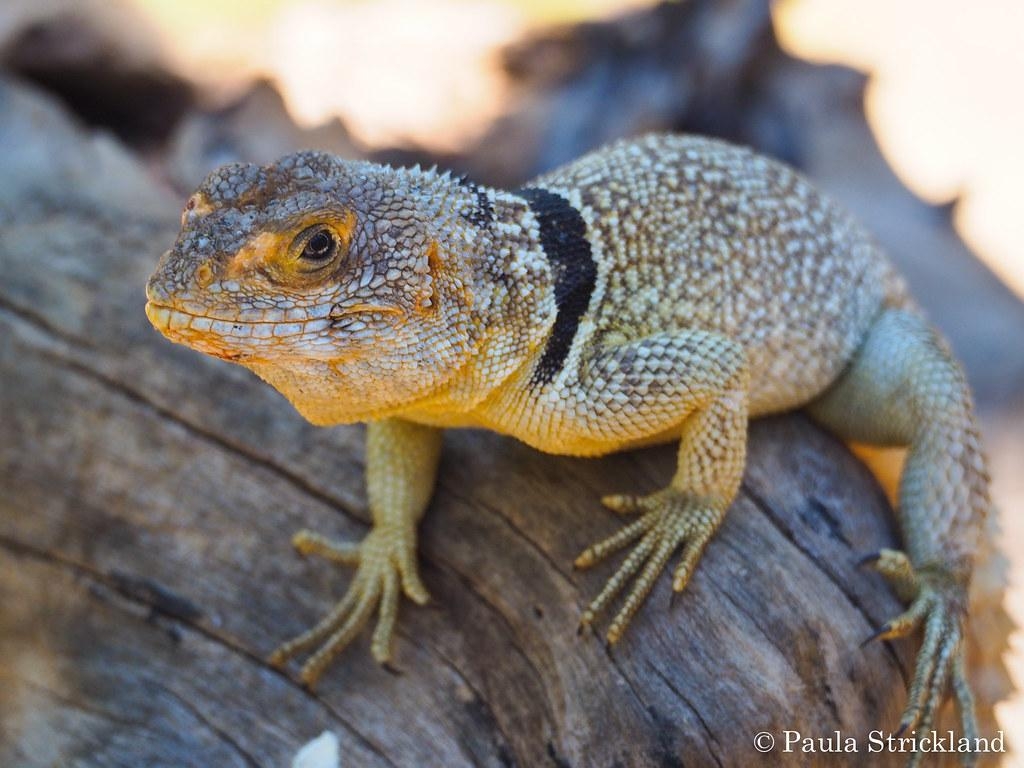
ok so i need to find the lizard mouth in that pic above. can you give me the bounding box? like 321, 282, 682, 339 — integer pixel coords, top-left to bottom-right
146, 301, 330, 336
145, 301, 332, 361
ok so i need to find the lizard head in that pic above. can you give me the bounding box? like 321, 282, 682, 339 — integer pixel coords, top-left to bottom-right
146, 151, 482, 424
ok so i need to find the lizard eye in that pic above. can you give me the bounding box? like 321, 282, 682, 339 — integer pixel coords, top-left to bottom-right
298, 226, 338, 263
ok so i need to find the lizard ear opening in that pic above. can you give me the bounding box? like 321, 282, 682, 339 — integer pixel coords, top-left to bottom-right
410, 241, 444, 315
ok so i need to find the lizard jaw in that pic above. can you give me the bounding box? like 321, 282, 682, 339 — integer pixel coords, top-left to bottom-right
145, 301, 332, 362
145, 300, 248, 360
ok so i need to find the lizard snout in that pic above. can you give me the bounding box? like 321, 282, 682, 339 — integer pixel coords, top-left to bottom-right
145, 251, 176, 304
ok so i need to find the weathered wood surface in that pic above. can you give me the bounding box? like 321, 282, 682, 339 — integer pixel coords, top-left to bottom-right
0, 75, 933, 767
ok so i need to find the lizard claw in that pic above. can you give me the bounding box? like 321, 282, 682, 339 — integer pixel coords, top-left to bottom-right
860, 622, 893, 648
269, 526, 427, 687
600, 494, 649, 515
576, 487, 725, 644
862, 550, 977, 767
856, 550, 883, 568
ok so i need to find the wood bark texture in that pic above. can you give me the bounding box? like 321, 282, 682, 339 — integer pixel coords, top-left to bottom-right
0, 74, 1002, 768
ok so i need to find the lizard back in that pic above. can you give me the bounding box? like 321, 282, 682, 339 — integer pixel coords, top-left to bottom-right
527, 133, 909, 415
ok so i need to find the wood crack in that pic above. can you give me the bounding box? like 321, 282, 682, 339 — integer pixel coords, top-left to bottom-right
0, 293, 97, 351
33, 341, 366, 529
0, 532, 398, 768
156, 683, 264, 768
434, 560, 560, 732
709, 538, 800, 679
439, 481, 577, 587
1, 672, 148, 731
647, 663, 724, 768
395, 627, 518, 767
740, 483, 909, 684
1, 303, 364, 528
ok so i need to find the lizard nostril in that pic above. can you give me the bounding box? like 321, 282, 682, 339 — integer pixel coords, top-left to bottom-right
195, 263, 214, 289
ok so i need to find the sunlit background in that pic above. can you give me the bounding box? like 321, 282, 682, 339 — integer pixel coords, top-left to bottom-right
130, 0, 1024, 301
81, 0, 1024, 761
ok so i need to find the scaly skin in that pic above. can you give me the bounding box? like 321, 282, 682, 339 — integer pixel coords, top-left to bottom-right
146, 134, 990, 763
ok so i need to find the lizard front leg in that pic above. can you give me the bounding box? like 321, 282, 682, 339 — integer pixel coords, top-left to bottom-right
569, 331, 749, 643
269, 418, 442, 686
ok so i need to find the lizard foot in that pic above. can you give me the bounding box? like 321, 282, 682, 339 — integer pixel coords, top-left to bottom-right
861, 548, 977, 768
574, 487, 725, 644
268, 527, 429, 688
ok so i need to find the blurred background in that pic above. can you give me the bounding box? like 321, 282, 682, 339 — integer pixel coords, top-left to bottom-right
1, 0, 1022, 763
121, 0, 1024, 300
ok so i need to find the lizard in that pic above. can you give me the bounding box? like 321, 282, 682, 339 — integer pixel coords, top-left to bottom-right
145, 133, 990, 762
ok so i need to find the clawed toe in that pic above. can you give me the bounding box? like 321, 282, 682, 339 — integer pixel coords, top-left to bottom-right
292, 529, 361, 565
601, 494, 649, 515
577, 488, 725, 643
861, 597, 930, 647
858, 551, 977, 766
859, 547, 919, 602
574, 513, 654, 569
270, 527, 423, 688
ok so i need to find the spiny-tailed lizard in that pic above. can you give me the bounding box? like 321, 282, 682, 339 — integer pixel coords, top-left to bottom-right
146, 134, 990, 763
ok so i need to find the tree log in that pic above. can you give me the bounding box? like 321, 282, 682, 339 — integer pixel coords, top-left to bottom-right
0, 74, 920, 768
0, 76, 986, 768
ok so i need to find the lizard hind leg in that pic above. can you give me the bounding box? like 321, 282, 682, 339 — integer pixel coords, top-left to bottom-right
807, 308, 989, 761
